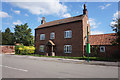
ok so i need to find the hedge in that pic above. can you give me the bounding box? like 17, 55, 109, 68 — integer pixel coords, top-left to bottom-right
15, 45, 35, 54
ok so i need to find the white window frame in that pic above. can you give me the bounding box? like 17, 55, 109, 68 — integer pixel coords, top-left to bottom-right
64, 45, 72, 53
39, 45, 45, 52
50, 32, 55, 39
40, 34, 45, 40
100, 46, 105, 52
64, 30, 72, 38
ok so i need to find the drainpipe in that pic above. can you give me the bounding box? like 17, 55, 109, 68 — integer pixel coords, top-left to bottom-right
86, 20, 90, 63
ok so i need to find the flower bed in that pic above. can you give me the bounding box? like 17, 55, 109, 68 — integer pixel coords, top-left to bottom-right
15, 45, 35, 54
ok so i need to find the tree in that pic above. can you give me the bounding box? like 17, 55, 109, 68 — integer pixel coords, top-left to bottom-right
14, 23, 34, 46
111, 18, 120, 45
2, 28, 14, 45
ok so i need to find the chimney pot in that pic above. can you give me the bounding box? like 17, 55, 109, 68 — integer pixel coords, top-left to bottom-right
83, 4, 87, 16
41, 17, 46, 24
84, 4, 87, 10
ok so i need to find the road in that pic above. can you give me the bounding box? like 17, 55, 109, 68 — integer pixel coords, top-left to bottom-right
1, 54, 118, 78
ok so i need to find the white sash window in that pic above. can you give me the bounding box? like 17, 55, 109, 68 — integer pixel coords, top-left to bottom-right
40, 34, 45, 40
50, 32, 55, 39
64, 45, 72, 53
64, 30, 72, 38
40, 45, 45, 52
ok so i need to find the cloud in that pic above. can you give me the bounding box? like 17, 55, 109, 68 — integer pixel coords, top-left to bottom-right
11, 8, 20, 14
7, 0, 70, 17
14, 10, 20, 14
106, 4, 111, 7
38, 17, 42, 22
99, 4, 111, 10
113, 11, 120, 20
13, 20, 22, 25
88, 18, 101, 29
0, 11, 11, 18
62, 13, 71, 18
11, 25, 14, 28
91, 31, 104, 35
25, 13, 29, 16
110, 21, 117, 27
81, 4, 84, 9
3, 22, 10, 25
110, 11, 120, 27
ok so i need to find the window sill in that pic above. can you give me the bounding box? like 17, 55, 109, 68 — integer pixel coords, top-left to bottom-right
50, 39, 54, 40
40, 40, 45, 41
40, 52, 44, 53
65, 38, 71, 39
64, 52, 71, 54
100, 51, 105, 52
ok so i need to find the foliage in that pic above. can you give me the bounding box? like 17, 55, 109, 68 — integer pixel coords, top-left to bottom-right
2, 23, 34, 46
2, 28, 15, 45
15, 44, 24, 54
111, 18, 120, 45
15, 45, 35, 54
14, 23, 34, 46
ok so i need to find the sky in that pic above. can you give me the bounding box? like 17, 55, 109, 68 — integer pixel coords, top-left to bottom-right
0, 1, 119, 36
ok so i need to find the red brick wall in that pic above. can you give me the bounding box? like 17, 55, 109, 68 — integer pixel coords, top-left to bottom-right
0, 46, 15, 54
84, 45, 120, 58
82, 15, 90, 56
35, 21, 84, 57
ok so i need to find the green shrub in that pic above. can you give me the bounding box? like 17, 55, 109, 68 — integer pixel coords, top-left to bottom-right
15, 45, 24, 54
15, 45, 35, 54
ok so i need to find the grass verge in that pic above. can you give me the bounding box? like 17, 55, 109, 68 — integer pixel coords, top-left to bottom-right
16, 53, 118, 62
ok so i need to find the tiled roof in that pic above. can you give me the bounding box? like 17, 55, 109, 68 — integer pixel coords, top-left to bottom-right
35, 15, 85, 29
89, 33, 117, 45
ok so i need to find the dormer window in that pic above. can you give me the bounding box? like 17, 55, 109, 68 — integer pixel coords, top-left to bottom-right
64, 30, 72, 38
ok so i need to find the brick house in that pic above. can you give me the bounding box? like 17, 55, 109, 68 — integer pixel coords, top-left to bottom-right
84, 33, 120, 58
35, 4, 119, 57
35, 4, 90, 57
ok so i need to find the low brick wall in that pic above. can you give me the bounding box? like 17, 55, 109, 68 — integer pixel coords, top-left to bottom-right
0, 45, 15, 54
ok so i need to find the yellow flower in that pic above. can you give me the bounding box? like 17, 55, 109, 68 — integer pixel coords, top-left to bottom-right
19, 47, 23, 50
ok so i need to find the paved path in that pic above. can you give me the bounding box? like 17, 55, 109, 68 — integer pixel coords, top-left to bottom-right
1, 54, 119, 78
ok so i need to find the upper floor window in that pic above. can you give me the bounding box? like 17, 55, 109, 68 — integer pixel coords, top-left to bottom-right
64, 45, 72, 53
40, 34, 45, 40
50, 32, 55, 39
64, 30, 72, 38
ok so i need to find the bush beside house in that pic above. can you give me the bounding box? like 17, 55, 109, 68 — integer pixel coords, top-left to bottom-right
15, 45, 35, 54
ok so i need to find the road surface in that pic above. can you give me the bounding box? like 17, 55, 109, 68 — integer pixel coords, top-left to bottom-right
1, 54, 118, 78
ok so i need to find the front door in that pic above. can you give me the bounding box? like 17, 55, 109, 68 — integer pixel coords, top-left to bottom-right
46, 45, 52, 56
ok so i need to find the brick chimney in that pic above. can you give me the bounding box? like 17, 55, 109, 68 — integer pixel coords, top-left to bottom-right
41, 17, 46, 24
83, 4, 87, 16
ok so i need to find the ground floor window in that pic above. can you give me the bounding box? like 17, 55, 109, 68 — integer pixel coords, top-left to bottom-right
100, 46, 105, 52
64, 45, 72, 53
40, 45, 45, 52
